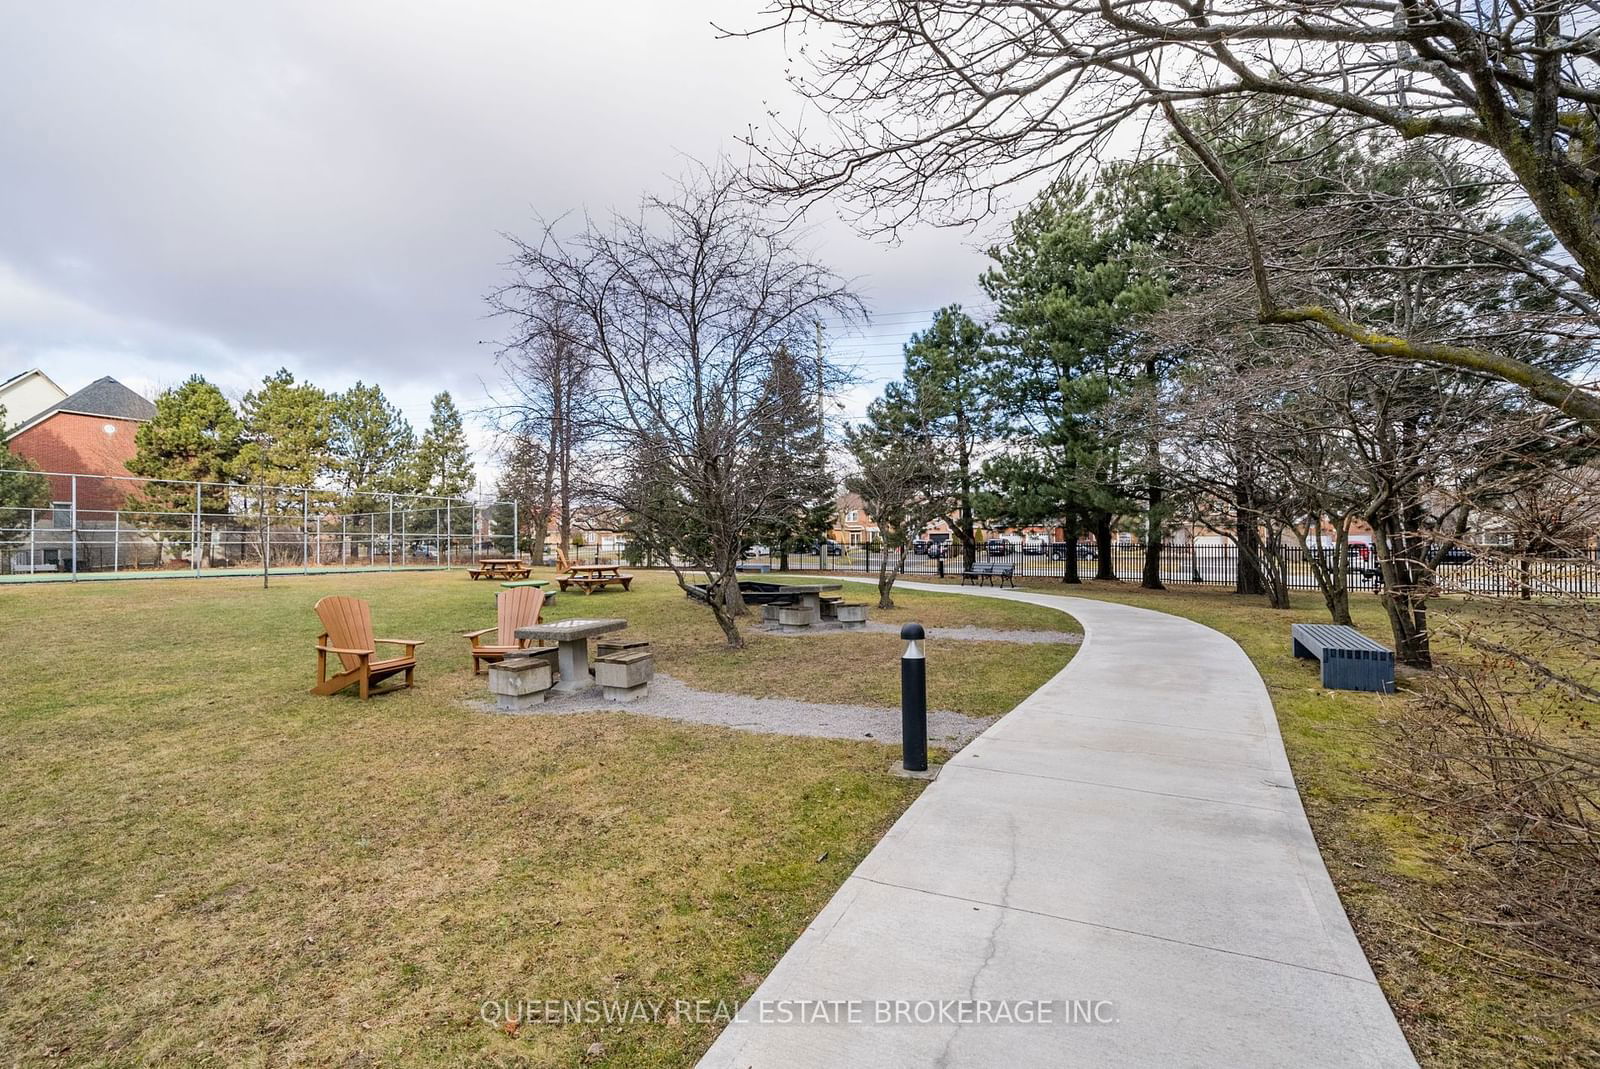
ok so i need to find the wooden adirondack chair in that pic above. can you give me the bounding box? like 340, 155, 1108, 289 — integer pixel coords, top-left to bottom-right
462, 586, 547, 674
311, 596, 423, 699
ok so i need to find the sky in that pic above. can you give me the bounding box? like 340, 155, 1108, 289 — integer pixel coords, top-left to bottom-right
0, 2, 1008, 489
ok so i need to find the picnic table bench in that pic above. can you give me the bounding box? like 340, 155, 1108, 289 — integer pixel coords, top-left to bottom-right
961, 562, 1016, 588
1291, 623, 1396, 693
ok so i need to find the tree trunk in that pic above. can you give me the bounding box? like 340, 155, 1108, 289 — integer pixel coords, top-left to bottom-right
1094, 512, 1117, 581
1059, 516, 1081, 583
876, 548, 900, 609
1141, 485, 1165, 591
1141, 356, 1165, 591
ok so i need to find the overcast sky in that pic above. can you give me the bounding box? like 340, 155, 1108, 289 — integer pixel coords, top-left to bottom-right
0, 1, 1006, 486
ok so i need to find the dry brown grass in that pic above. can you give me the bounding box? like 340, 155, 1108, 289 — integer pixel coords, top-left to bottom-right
0, 569, 1075, 1066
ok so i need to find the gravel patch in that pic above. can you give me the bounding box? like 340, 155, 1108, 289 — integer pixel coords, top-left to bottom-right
861, 621, 1080, 644
759, 620, 1080, 645
466, 672, 993, 747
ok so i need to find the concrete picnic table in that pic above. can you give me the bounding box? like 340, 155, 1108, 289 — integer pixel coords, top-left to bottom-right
768, 582, 842, 622
513, 617, 627, 693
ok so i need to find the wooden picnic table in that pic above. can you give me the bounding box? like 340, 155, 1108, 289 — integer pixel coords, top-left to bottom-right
469, 558, 531, 581
559, 562, 634, 594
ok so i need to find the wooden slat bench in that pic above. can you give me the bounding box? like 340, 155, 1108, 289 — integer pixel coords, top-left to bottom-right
960, 562, 1016, 588
1291, 623, 1396, 693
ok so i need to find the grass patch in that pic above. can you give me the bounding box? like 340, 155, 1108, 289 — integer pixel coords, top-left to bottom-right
0, 569, 1072, 1065
977, 576, 1599, 1067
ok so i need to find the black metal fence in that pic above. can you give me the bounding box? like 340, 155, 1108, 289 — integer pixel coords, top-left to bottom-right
738, 542, 1600, 598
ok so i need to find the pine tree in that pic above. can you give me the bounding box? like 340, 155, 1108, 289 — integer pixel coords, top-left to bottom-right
748, 344, 835, 567
0, 404, 50, 560
894, 306, 994, 569
237, 369, 333, 491
330, 381, 415, 513
123, 375, 244, 564
125, 375, 243, 517
412, 392, 475, 498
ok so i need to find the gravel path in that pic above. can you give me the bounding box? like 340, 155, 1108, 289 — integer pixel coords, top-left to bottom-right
468, 672, 993, 747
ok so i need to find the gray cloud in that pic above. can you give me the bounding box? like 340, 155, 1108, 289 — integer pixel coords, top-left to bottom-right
0, 1, 997, 457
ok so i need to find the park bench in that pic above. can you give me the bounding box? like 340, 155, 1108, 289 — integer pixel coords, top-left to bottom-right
960, 562, 1016, 588
1291, 623, 1396, 693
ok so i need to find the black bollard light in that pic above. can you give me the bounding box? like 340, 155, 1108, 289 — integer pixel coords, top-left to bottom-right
900, 622, 928, 772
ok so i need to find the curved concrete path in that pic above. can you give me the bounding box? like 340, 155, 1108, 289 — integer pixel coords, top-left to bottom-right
700, 582, 1416, 1068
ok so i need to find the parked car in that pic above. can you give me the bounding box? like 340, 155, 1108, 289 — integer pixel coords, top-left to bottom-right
925, 541, 950, 559
1021, 537, 1047, 555
742, 543, 771, 559
985, 537, 1011, 557
1437, 545, 1475, 565
817, 540, 844, 556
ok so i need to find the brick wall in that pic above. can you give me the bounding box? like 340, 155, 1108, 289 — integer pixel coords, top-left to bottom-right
7, 413, 144, 513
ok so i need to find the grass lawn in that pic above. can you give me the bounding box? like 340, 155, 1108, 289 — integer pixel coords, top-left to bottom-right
929, 574, 1597, 1068
0, 569, 1075, 1066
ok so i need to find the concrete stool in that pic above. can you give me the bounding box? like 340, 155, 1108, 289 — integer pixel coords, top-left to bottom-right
777, 606, 815, 630
594, 650, 654, 702
834, 602, 868, 629
762, 603, 784, 623
488, 655, 554, 711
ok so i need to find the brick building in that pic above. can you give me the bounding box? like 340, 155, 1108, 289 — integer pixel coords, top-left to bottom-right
5, 376, 156, 513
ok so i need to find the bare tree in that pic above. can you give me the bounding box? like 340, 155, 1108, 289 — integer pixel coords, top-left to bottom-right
491, 304, 594, 562
490, 166, 861, 648
732, 1, 1600, 424
845, 399, 953, 608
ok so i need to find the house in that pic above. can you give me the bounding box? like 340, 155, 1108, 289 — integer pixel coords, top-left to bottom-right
4, 376, 156, 573
5, 376, 156, 513
829, 492, 880, 547
0, 369, 69, 428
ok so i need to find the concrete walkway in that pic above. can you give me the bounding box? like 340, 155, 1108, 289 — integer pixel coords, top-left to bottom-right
699, 582, 1416, 1068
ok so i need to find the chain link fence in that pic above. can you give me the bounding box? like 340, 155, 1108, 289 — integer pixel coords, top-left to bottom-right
0, 469, 519, 581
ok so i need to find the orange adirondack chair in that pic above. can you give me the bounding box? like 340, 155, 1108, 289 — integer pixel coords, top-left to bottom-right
462, 586, 547, 674
310, 596, 424, 699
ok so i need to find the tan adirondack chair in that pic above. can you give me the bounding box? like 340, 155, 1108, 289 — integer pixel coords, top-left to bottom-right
462, 586, 547, 674
311, 596, 423, 699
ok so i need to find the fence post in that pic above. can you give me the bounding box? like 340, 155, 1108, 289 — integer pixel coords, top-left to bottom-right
512, 500, 519, 561
29, 508, 36, 574
446, 502, 452, 568
70, 475, 78, 581
389, 496, 396, 570
193, 482, 201, 575
302, 488, 310, 574
401, 509, 407, 567
340, 513, 347, 567
113, 511, 120, 573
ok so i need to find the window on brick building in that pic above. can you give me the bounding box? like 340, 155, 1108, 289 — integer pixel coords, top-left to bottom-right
51, 502, 70, 528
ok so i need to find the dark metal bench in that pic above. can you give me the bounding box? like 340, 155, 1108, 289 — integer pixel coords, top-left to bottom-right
1291, 623, 1395, 693
960, 562, 1016, 588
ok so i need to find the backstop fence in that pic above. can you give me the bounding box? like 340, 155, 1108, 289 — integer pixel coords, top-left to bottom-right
0, 469, 519, 582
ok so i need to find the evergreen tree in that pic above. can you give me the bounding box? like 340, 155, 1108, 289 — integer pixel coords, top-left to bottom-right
980, 171, 1189, 583
0, 405, 50, 560
891, 306, 993, 569
237, 368, 333, 491
125, 375, 243, 512
748, 344, 835, 567
330, 381, 414, 513
412, 392, 475, 498
124, 375, 245, 562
